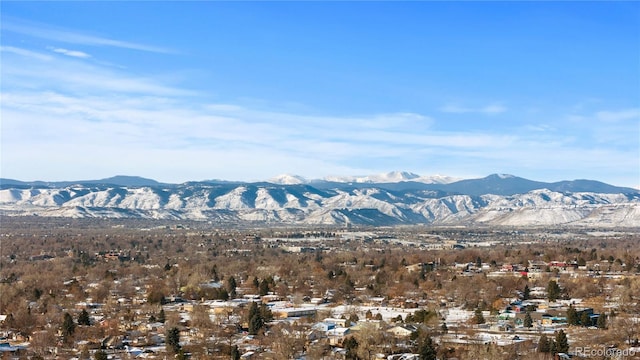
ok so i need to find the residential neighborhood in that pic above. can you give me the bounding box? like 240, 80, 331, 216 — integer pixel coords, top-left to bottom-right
1, 218, 639, 359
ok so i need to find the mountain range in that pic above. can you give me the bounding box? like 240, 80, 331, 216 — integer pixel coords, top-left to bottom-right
1, 172, 638, 227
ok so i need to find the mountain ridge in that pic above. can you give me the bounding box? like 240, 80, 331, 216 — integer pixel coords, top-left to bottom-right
1, 173, 636, 194
1, 174, 638, 227
0, 175, 163, 188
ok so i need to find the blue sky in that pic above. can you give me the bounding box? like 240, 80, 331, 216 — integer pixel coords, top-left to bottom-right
1, 2, 639, 187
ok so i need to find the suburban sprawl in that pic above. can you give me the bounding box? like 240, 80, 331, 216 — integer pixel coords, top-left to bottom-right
1, 217, 639, 359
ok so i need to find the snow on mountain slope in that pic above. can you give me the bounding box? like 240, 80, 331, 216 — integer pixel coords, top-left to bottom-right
254, 188, 286, 210
268, 174, 308, 185
0, 189, 31, 203
214, 186, 253, 209
0, 184, 638, 227
574, 204, 640, 227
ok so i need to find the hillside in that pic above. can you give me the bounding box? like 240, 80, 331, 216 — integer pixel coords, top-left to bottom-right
1, 174, 638, 227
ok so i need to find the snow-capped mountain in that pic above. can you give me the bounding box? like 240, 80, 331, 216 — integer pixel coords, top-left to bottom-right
1, 174, 638, 227
323, 171, 460, 184
267, 174, 309, 185
266, 171, 459, 185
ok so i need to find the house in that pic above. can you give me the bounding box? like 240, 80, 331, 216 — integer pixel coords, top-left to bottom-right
273, 307, 317, 319
324, 318, 349, 327
528, 260, 547, 271
541, 314, 566, 325
387, 324, 418, 338
199, 280, 223, 289
327, 327, 350, 345
0, 341, 26, 354
312, 322, 336, 332
548, 261, 568, 271
501, 264, 516, 272
388, 354, 420, 360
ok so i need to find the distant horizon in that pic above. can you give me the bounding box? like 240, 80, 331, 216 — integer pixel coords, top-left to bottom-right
2, 2, 638, 189
2, 171, 638, 190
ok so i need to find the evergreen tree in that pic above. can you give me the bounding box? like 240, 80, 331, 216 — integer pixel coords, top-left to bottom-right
211, 265, 219, 282
474, 308, 485, 324
566, 305, 579, 326
248, 302, 259, 322
157, 309, 165, 323
537, 334, 550, 353
547, 280, 561, 302
248, 314, 263, 335
78, 308, 91, 326
176, 349, 188, 360
218, 288, 230, 301
522, 284, 530, 300
343, 336, 359, 360
348, 313, 359, 325
230, 345, 241, 360
597, 312, 607, 329
247, 302, 265, 335
259, 303, 273, 322
62, 312, 76, 342
166, 327, 181, 353
580, 311, 592, 327
259, 279, 270, 296
227, 276, 237, 299
555, 329, 569, 353
33, 288, 43, 300
94, 350, 108, 360
418, 336, 437, 360
227, 276, 237, 291
524, 311, 533, 328
441, 322, 448, 334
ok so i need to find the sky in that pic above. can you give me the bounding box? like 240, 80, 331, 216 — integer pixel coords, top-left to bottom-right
1, 2, 639, 187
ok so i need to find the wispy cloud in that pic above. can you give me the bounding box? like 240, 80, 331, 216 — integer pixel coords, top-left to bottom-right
0, 45, 52, 61
440, 103, 507, 115
0, 89, 522, 182
563, 107, 640, 148
524, 124, 556, 132
2, 46, 191, 96
50, 47, 91, 58
2, 18, 173, 54
595, 108, 640, 122
1, 37, 637, 186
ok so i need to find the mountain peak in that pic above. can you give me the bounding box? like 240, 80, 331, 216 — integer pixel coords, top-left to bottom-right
381, 171, 421, 181
267, 174, 308, 185
324, 171, 447, 184
92, 175, 161, 187
489, 173, 517, 180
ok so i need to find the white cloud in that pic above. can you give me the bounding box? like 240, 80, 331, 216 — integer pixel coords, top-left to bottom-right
2, 49, 192, 96
595, 108, 640, 122
563, 108, 640, 147
1, 39, 637, 187
524, 124, 555, 132
440, 103, 507, 115
0, 46, 52, 61
50, 47, 91, 58
2, 18, 173, 53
